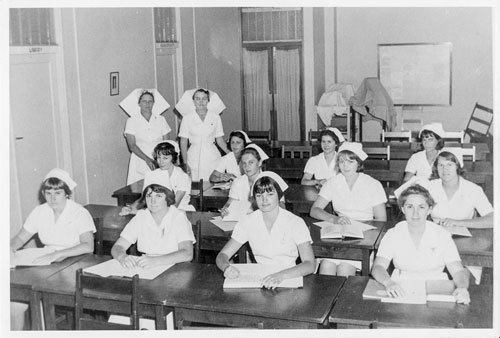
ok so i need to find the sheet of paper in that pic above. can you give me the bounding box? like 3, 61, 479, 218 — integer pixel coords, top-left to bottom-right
380, 279, 427, 304
316, 220, 375, 239
212, 181, 232, 190
223, 263, 303, 289
444, 226, 472, 237
223, 200, 252, 221
364, 278, 456, 303
210, 216, 237, 232
83, 258, 173, 280
314, 220, 375, 232
10, 247, 56, 268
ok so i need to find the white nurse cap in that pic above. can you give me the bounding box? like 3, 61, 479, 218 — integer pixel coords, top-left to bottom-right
119, 88, 170, 117
228, 130, 252, 143
142, 170, 172, 192
44, 168, 77, 191
325, 127, 346, 143
393, 176, 432, 199
338, 142, 368, 161
419, 123, 445, 138
245, 143, 269, 161
155, 140, 180, 154
175, 88, 226, 117
440, 147, 464, 168
252, 171, 289, 192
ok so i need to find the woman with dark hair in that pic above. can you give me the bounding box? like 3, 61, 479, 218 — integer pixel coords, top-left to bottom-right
301, 127, 345, 187
403, 123, 446, 182
372, 184, 470, 304
111, 174, 195, 269
216, 172, 315, 289
121, 89, 171, 184
120, 140, 194, 214
10, 168, 95, 330
210, 130, 252, 183
176, 88, 230, 181
310, 142, 387, 224
428, 148, 493, 228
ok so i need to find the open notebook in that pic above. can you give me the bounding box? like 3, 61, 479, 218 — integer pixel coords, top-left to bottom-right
363, 278, 456, 304
223, 264, 303, 289
83, 257, 173, 280
315, 220, 376, 239
11, 247, 56, 268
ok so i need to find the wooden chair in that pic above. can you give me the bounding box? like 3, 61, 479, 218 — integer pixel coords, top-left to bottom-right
246, 130, 271, 144
443, 131, 465, 143
364, 145, 391, 160
75, 268, 140, 330
191, 179, 204, 211
192, 220, 202, 263
308, 129, 321, 143
281, 145, 312, 159
381, 130, 411, 142
464, 102, 493, 143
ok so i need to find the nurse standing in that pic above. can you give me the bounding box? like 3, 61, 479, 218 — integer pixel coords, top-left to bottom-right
177, 88, 230, 181
121, 89, 171, 185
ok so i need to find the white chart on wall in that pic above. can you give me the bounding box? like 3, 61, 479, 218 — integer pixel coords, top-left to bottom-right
378, 43, 452, 106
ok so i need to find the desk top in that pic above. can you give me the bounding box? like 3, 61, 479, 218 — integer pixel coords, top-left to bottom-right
329, 276, 493, 328
112, 179, 212, 200
453, 228, 493, 258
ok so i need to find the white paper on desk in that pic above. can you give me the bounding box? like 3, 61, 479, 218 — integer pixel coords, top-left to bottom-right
212, 181, 232, 190
210, 216, 237, 232
83, 258, 173, 280
315, 220, 375, 239
223, 263, 303, 289
223, 200, 252, 221
444, 226, 472, 237
10, 247, 56, 268
380, 279, 427, 304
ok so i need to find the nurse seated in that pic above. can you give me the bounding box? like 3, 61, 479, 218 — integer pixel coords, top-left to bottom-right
219, 144, 269, 217
216, 172, 315, 289
111, 173, 195, 269
301, 127, 345, 187
209, 130, 251, 183
120, 140, 195, 214
371, 184, 470, 304
10, 168, 95, 330
428, 148, 493, 228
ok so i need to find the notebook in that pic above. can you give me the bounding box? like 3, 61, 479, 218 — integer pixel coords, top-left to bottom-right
10, 247, 56, 268
223, 264, 303, 289
83, 257, 173, 280
315, 220, 376, 239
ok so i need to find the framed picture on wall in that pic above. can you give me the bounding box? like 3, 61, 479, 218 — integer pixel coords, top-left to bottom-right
110, 72, 119, 96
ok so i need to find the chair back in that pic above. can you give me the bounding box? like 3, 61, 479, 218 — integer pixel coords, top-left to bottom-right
381, 130, 411, 142
281, 145, 312, 159
192, 220, 202, 263
364, 145, 391, 160
443, 131, 465, 143
246, 130, 271, 144
308, 129, 321, 143
465, 102, 493, 143
75, 268, 140, 330
191, 179, 204, 211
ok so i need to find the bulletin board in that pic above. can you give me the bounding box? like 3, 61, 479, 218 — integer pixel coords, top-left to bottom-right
378, 43, 452, 106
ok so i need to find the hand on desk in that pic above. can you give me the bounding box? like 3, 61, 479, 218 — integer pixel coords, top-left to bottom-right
384, 280, 405, 298
453, 287, 470, 305
337, 216, 351, 225
117, 254, 138, 269
119, 205, 137, 216
437, 218, 459, 228
136, 255, 163, 269
220, 173, 236, 182
261, 271, 286, 290
223, 265, 240, 279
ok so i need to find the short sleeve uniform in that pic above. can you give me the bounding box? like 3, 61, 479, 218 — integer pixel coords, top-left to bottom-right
23, 199, 96, 250
404, 150, 434, 180
318, 173, 387, 221
231, 208, 312, 267
169, 166, 195, 211
377, 221, 461, 280
124, 114, 171, 184
428, 178, 493, 221
228, 174, 251, 202
178, 112, 224, 181
303, 152, 337, 180
214, 152, 241, 178
120, 206, 195, 255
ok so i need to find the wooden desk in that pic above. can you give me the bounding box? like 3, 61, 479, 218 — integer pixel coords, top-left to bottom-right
200, 185, 229, 211
304, 217, 389, 276
329, 276, 493, 328
10, 255, 86, 330
167, 264, 345, 329
453, 228, 493, 268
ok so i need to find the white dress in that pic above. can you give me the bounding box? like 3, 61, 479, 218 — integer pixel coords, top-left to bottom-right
178, 112, 224, 181
231, 208, 312, 267
23, 199, 96, 250
124, 114, 170, 184
214, 152, 241, 178
303, 152, 337, 180
376, 221, 461, 280
318, 173, 387, 221
428, 178, 493, 221
144, 167, 195, 212
404, 150, 435, 180
119, 206, 195, 255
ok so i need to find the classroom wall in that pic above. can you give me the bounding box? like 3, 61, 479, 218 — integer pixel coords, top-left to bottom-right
335, 7, 493, 141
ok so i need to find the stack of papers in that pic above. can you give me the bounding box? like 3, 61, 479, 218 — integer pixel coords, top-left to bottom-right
210, 216, 237, 232
223, 264, 303, 289
10, 247, 56, 268
444, 226, 472, 237
315, 220, 376, 239
83, 258, 173, 280
363, 279, 456, 304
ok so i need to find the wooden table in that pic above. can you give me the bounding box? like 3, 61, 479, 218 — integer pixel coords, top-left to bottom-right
167, 264, 345, 329
304, 217, 389, 276
453, 228, 493, 268
329, 276, 493, 328
10, 255, 86, 330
